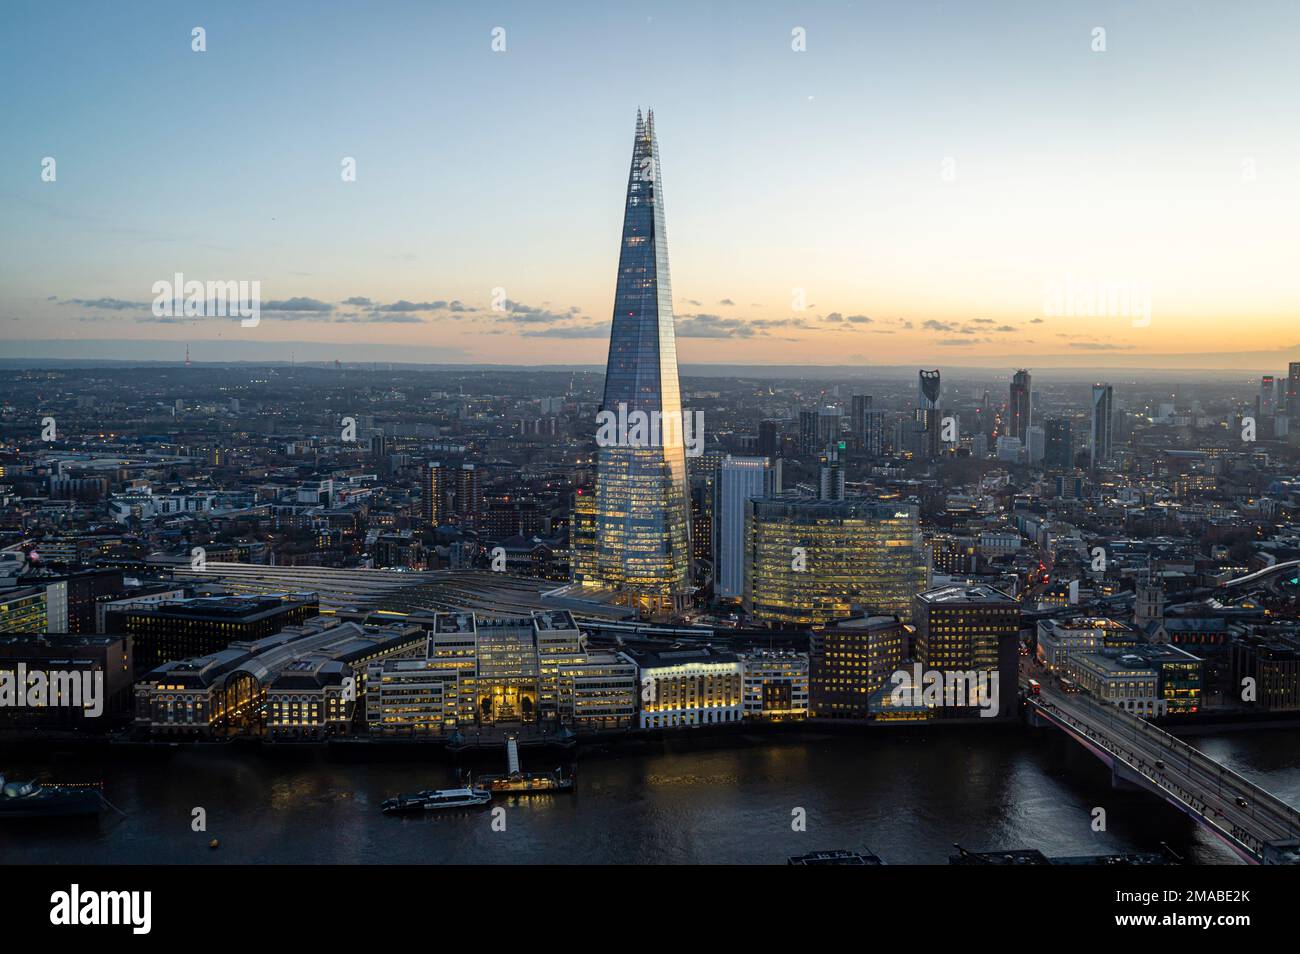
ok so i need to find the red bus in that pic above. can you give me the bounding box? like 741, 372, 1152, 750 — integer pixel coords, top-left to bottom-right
1027, 679, 1042, 696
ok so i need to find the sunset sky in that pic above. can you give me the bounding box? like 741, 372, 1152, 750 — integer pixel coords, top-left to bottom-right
2, 1, 1299, 369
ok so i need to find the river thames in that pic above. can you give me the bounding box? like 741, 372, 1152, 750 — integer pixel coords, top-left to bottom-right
4, 726, 1299, 864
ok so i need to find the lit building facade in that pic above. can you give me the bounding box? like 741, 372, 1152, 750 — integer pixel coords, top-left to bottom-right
1036, 617, 1139, 672
1071, 652, 1163, 716
636, 648, 743, 729
912, 584, 1021, 719
135, 618, 421, 739
366, 659, 457, 735
0, 587, 48, 634
589, 110, 692, 617
557, 652, 638, 731
744, 496, 928, 628
108, 593, 319, 674
740, 650, 809, 721
455, 463, 483, 527
809, 615, 905, 719
422, 461, 445, 527
367, 610, 637, 735
569, 488, 598, 584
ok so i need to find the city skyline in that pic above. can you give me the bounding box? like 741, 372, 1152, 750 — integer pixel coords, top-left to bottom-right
9, 0, 1300, 921
3, 1, 1300, 370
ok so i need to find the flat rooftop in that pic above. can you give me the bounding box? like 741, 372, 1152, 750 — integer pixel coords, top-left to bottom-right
917, 584, 1017, 606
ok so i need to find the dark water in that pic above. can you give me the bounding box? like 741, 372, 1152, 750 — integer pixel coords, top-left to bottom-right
3, 726, 1298, 864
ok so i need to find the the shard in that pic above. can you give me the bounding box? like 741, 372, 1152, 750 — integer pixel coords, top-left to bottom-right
589, 109, 692, 616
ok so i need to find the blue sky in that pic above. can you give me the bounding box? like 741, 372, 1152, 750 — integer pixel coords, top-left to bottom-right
3, 0, 1299, 368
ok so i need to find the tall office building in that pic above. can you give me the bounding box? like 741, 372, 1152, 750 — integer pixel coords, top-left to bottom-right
569, 489, 598, 583
1009, 369, 1032, 443
1287, 362, 1300, 416
915, 369, 942, 459
1043, 417, 1072, 470
1025, 425, 1045, 465
799, 407, 840, 456
919, 369, 941, 410
714, 456, 779, 601
690, 476, 714, 571
758, 419, 781, 458
798, 410, 820, 456
856, 406, 885, 457
818, 444, 846, 500
809, 615, 906, 719
590, 110, 692, 616
850, 395, 872, 450
818, 408, 842, 448
1261, 375, 1276, 416
422, 461, 446, 528
865, 409, 886, 456
1089, 383, 1113, 471
912, 584, 1020, 719
744, 497, 928, 627
455, 463, 483, 527
821, 408, 842, 447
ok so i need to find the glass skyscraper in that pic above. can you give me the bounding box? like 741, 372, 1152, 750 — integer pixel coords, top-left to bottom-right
1090, 383, 1113, 470
1009, 369, 1032, 443
590, 110, 692, 616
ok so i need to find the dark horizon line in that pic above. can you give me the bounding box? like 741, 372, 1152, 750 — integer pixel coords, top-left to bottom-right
0, 356, 1286, 381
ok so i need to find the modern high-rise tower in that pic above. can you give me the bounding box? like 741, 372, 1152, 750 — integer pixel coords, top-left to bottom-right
713, 456, 779, 601
1009, 369, 1032, 443
422, 461, 445, 528
1090, 383, 1113, 471
1043, 417, 1072, 470
590, 110, 692, 616
914, 369, 942, 459
1260, 375, 1276, 417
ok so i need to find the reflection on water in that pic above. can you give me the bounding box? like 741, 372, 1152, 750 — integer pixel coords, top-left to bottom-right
2, 727, 1295, 864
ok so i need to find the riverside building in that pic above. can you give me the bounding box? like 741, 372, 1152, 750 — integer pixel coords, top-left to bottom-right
366, 610, 638, 735
809, 615, 906, 719
134, 617, 423, 739
584, 110, 693, 618
635, 647, 743, 729
744, 497, 927, 628
739, 650, 809, 721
